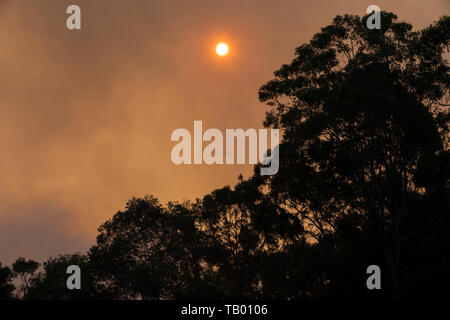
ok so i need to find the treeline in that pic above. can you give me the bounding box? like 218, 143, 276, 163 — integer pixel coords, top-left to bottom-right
1, 11, 449, 299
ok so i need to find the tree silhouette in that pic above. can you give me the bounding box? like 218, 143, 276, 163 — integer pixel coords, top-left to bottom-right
0, 263, 14, 300
11, 258, 40, 299
24, 254, 99, 300
88, 196, 208, 299
197, 176, 299, 298
258, 12, 449, 298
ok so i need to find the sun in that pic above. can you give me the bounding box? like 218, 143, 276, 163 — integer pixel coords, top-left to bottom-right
216, 42, 229, 56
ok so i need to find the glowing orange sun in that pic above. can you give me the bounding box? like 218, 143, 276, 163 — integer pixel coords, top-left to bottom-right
216, 43, 229, 56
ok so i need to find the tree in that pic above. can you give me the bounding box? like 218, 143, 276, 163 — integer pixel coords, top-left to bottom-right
258, 12, 449, 298
24, 254, 100, 300
198, 175, 298, 298
0, 263, 15, 300
12, 258, 40, 299
88, 196, 206, 299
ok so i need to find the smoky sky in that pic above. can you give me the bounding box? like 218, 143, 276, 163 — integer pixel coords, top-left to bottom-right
0, 0, 447, 264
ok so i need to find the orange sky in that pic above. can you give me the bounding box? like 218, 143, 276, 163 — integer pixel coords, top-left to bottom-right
0, 0, 448, 264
